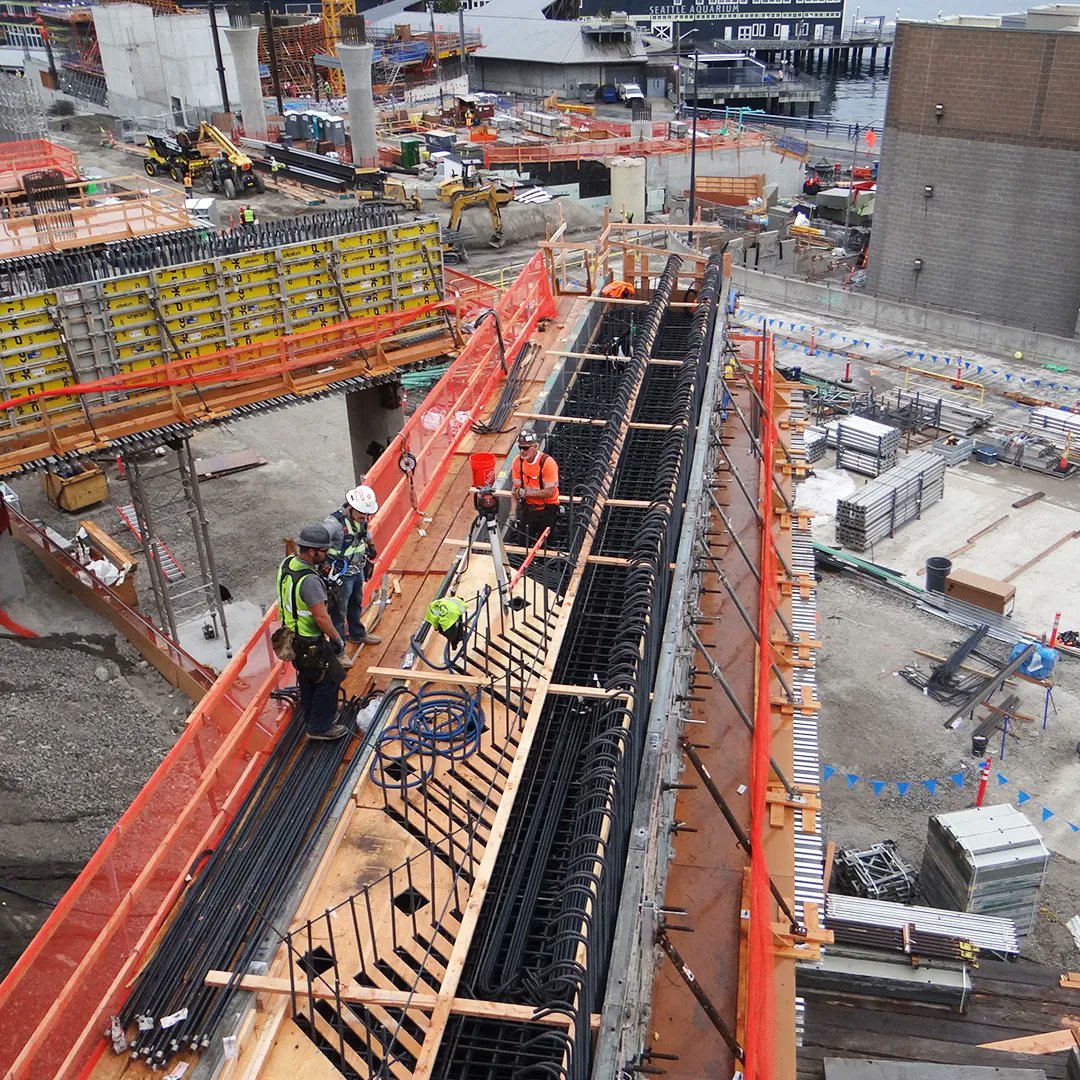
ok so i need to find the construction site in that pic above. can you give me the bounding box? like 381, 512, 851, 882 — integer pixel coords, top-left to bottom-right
2, 1, 1080, 1079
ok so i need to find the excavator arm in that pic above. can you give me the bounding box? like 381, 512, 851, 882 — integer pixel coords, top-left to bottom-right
446, 186, 510, 249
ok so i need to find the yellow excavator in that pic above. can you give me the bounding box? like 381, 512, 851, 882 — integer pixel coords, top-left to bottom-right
179, 122, 264, 199
445, 183, 513, 251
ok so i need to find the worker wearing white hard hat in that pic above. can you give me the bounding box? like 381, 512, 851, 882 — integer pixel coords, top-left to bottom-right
322, 484, 381, 659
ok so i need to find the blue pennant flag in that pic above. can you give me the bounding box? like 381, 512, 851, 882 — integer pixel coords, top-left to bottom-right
827, 351, 834, 359
804, 347, 810, 355
1049, 383, 1057, 390
976, 366, 983, 374
823, 764, 836, 781
923, 779, 938, 795
1020, 376, 1027, 383
1070, 823, 1079, 833
964, 360, 971, 369
871, 780, 886, 796
1033, 379, 1041, 386
907, 350, 913, 357
951, 771, 965, 787
1017, 790, 1031, 804
864, 341, 871, 348
896, 781, 910, 796
991, 369, 998, 375
918, 352, 925, 360
997, 772, 1009, 785
790, 322, 796, 330
931, 354, 938, 362
1042, 807, 1055, 821
829, 331, 836, 339
799, 324, 805, 331
1005, 372, 1012, 381
847, 773, 860, 789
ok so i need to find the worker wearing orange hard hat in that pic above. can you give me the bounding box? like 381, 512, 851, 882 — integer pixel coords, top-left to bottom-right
511, 430, 560, 548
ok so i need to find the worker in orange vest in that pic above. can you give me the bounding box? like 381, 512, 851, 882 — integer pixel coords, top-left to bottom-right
510, 429, 559, 548
182, 170, 193, 198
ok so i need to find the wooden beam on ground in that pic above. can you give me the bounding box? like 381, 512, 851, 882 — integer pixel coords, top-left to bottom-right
366, 666, 488, 687
203, 971, 600, 1029
980, 1027, 1080, 1054
1004, 530, 1080, 582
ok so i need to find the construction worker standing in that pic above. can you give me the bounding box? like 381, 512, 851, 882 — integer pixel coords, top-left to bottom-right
323, 485, 382, 657
276, 524, 350, 741
241, 204, 256, 227
510, 430, 559, 548
182, 170, 193, 199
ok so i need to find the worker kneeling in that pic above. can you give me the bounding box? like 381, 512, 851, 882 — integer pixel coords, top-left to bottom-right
274, 524, 350, 741
511, 430, 559, 548
323, 485, 382, 663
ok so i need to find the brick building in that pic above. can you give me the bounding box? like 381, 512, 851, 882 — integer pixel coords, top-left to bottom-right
867, 17, 1080, 338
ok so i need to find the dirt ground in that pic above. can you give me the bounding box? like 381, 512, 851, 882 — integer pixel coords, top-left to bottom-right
816, 571, 1080, 968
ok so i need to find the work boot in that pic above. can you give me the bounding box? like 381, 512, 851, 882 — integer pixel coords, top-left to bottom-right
338, 652, 355, 670
357, 632, 382, 646
309, 724, 350, 741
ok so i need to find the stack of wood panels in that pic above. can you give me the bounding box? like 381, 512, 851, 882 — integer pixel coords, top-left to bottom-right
920, 804, 1049, 935
835, 450, 946, 551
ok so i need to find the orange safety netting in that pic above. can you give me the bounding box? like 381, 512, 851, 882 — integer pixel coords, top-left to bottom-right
744, 330, 778, 1080
0, 254, 554, 1080
361, 250, 556, 606
482, 132, 765, 167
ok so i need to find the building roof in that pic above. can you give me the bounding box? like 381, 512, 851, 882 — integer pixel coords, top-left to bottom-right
368, 0, 646, 65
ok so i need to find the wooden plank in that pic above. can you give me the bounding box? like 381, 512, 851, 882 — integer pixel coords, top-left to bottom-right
366, 665, 488, 687
1004, 531, 1080, 583
204, 971, 600, 1028
979, 1028, 1079, 1054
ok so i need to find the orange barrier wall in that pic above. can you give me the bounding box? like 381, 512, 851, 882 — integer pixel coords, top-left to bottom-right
0, 253, 555, 1080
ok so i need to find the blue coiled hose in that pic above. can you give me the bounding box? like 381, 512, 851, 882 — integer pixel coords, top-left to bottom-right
369, 682, 485, 789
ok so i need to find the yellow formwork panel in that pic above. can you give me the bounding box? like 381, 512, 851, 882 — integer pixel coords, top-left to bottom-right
0, 220, 445, 422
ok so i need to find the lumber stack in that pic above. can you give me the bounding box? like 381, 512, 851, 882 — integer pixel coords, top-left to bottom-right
829, 415, 900, 477
834, 450, 946, 551
920, 804, 1049, 935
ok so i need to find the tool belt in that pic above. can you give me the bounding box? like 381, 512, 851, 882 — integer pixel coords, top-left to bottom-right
293, 635, 337, 683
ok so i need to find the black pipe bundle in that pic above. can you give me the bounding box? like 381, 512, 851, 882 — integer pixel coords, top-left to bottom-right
0, 203, 400, 298
430, 256, 728, 1080
117, 694, 364, 1069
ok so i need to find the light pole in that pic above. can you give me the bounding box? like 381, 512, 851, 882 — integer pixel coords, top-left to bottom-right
687, 49, 699, 243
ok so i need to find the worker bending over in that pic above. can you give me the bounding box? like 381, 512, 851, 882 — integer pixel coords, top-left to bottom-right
511, 430, 559, 547
323, 485, 382, 659
276, 524, 350, 741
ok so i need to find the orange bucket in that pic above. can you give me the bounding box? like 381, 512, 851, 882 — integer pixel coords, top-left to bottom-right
469, 452, 496, 488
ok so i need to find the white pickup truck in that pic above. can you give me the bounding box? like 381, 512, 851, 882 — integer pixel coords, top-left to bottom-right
617, 82, 645, 106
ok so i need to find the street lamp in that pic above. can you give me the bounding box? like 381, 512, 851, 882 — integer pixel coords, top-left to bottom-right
687, 49, 699, 243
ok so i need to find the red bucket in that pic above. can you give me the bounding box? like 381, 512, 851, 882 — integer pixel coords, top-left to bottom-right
469, 452, 496, 488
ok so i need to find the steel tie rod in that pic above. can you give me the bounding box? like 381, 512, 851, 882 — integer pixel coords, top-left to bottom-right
689, 628, 798, 798
657, 932, 744, 1063
679, 737, 803, 934
693, 540, 796, 703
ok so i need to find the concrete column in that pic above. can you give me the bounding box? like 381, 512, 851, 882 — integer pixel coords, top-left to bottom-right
0, 501, 25, 603
224, 25, 268, 140
338, 42, 377, 166
346, 383, 405, 483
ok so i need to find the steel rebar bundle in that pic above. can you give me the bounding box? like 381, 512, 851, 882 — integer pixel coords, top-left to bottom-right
116, 694, 365, 1069
430, 256, 726, 1080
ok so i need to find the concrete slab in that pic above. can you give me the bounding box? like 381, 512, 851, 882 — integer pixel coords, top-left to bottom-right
825, 1061, 1047, 1079
175, 599, 265, 673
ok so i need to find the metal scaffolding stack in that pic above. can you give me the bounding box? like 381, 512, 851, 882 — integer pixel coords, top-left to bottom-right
920, 804, 1049, 935
888, 388, 993, 436
1026, 405, 1080, 449
832, 841, 918, 903
835, 450, 946, 551
829, 415, 900, 477
804, 425, 827, 464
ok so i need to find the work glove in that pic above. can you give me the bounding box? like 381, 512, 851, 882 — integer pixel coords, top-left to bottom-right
331, 637, 346, 655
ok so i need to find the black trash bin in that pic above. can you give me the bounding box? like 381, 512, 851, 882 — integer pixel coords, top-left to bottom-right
971, 732, 989, 757
926, 556, 952, 593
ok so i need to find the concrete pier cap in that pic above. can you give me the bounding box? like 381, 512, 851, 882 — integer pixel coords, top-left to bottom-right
224, 7, 267, 141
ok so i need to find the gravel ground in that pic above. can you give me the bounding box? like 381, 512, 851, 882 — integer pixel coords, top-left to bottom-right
817, 571, 1080, 969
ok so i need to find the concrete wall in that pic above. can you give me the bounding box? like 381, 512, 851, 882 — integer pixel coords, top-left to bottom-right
868, 21, 1080, 338
733, 266, 1080, 367
94, 3, 240, 118
647, 144, 804, 201
474, 59, 642, 97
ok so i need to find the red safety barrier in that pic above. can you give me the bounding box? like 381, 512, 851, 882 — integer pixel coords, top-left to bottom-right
362, 251, 556, 607
744, 330, 778, 1080
0, 253, 556, 1080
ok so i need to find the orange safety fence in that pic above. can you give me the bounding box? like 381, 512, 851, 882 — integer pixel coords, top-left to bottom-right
0, 254, 555, 1080
362, 250, 556, 607
743, 328, 778, 1080
0, 138, 80, 192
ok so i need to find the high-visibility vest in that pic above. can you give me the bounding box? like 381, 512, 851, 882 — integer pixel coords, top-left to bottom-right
277, 555, 320, 638
328, 509, 371, 576
242, 207, 255, 223
512, 452, 559, 506
425, 596, 468, 633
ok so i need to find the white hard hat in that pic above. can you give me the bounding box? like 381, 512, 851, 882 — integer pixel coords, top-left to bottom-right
346, 485, 379, 515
